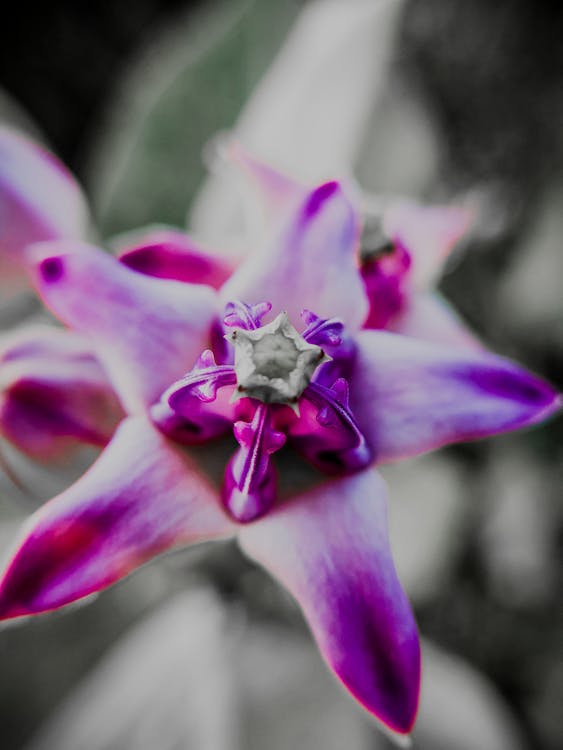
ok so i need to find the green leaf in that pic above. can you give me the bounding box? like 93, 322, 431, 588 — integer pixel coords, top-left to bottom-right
88, 0, 299, 237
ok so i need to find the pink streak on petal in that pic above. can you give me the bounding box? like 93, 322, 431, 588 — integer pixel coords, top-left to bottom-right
351, 330, 561, 463
0, 326, 123, 459
0, 417, 234, 619
384, 201, 473, 290
239, 469, 420, 735
117, 228, 232, 288
0, 127, 89, 285
29, 242, 219, 414
220, 181, 368, 330
389, 292, 483, 350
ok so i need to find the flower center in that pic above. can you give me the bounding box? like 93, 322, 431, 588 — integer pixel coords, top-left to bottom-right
227, 312, 329, 405
252, 333, 299, 378
153, 301, 373, 523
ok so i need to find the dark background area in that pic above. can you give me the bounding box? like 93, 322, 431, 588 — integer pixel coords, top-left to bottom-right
2, 0, 562, 191
0, 0, 197, 168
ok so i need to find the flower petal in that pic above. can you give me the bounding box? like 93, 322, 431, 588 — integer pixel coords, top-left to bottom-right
220, 181, 368, 330
116, 227, 232, 288
389, 292, 482, 349
30, 241, 219, 413
239, 469, 420, 736
0, 325, 122, 458
0, 417, 234, 620
384, 201, 473, 290
351, 330, 561, 463
207, 141, 306, 257
0, 127, 89, 282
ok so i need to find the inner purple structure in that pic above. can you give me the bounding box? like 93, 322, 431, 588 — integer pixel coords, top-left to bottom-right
152, 300, 372, 523
361, 241, 412, 330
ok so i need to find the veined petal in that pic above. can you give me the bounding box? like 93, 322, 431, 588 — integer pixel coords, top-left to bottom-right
29, 242, 219, 413
239, 469, 420, 736
351, 330, 561, 463
220, 181, 368, 330
0, 417, 234, 620
0, 325, 122, 458
116, 227, 232, 288
389, 292, 482, 350
384, 201, 473, 290
0, 127, 89, 281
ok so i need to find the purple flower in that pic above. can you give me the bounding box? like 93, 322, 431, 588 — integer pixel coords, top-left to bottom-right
0, 156, 559, 740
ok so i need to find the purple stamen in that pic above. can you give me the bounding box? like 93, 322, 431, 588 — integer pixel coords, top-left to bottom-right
223, 403, 286, 523
291, 379, 373, 474
165, 350, 237, 411
153, 350, 237, 444
302, 309, 357, 385
301, 309, 344, 349
223, 300, 272, 331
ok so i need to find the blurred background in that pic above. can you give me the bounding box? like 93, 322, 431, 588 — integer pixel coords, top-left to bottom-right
0, 1, 562, 748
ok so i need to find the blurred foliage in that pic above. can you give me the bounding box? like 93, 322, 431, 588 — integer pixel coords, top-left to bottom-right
88, 0, 300, 235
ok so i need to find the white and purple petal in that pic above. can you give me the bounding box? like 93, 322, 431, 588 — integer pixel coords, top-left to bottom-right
221, 181, 368, 330
153, 350, 238, 445
0, 325, 122, 458
0, 417, 234, 619
389, 292, 483, 349
350, 330, 561, 463
30, 241, 219, 413
239, 469, 420, 736
0, 127, 89, 283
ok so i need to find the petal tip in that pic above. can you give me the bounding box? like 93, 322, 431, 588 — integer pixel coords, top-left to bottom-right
470, 364, 562, 421
38, 256, 65, 283
303, 180, 341, 218
350, 639, 421, 739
